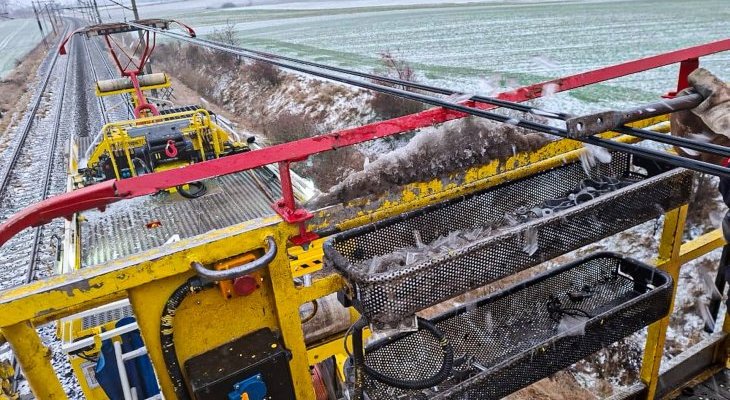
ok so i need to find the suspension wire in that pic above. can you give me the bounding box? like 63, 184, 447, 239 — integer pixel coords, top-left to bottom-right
149, 27, 572, 120
151, 28, 730, 159
149, 26, 730, 159
127, 22, 730, 178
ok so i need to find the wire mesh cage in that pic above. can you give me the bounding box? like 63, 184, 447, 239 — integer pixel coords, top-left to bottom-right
324, 154, 692, 325
358, 252, 672, 399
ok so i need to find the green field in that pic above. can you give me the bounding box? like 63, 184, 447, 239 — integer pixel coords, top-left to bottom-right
146, 0, 730, 112
0, 18, 49, 78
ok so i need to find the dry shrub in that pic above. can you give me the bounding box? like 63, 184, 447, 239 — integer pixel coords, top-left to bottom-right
154, 43, 221, 100
263, 111, 318, 144
370, 51, 424, 119
183, 44, 204, 67
245, 60, 282, 87
310, 117, 549, 206
175, 68, 216, 99
303, 149, 365, 192
685, 174, 722, 235
209, 19, 241, 67
370, 93, 424, 119
262, 112, 364, 191
377, 50, 417, 82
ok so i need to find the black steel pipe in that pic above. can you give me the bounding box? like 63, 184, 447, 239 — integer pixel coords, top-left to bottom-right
567, 92, 705, 136
614, 125, 730, 158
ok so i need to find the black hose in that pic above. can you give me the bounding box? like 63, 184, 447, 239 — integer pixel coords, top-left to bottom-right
351, 317, 453, 394
160, 277, 210, 400
177, 181, 207, 199
351, 318, 368, 400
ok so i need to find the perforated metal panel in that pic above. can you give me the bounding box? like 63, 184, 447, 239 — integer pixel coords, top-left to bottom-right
360, 253, 672, 399
324, 155, 692, 325
81, 304, 134, 330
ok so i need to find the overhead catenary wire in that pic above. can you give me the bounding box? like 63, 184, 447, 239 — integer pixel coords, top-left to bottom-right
149, 26, 730, 160
128, 22, 730, 179
154, 27, 572, 119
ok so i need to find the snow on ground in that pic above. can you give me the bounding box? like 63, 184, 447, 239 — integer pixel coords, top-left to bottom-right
0, 18, 51, 78
135, 0, 729, 107
243, 0, 606, 10
2, 1, 726, 397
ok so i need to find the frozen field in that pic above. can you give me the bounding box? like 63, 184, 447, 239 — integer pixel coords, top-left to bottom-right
0, 18, 48, 78
139, 0, 730, 112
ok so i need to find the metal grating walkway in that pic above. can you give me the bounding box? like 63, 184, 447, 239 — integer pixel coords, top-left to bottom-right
80, 167, 283, 267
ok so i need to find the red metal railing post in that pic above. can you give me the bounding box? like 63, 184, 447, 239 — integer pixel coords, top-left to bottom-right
665, 57, 700, 98
677, 58, 700, 93
272, 161, 317, 245
278, 161, 296, 212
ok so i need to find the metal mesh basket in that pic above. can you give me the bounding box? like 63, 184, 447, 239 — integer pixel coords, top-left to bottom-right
359, 252, 672, 399
323, 154, 692, 325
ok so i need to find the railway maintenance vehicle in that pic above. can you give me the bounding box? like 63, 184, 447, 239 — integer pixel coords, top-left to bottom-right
0, 18, 730, 400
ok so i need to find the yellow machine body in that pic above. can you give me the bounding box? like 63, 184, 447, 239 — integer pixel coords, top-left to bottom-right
80, 108, 250, 186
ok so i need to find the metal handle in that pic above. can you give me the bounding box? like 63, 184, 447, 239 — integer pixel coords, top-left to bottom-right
192, 236, 277, 282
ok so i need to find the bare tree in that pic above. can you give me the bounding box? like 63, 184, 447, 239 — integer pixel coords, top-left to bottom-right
376, 50, 417, 87
210, 19, 241, 66
370, 51, 423, 118
210, 19, 240, 47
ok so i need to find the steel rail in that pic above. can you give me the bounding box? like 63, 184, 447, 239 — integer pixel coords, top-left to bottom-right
154, 28, 730, 158
7, 22, 74, 394
0, 31, 64, 196
24, 34, 72, 285
83, 35, 109, 125
128, 23, 730, 178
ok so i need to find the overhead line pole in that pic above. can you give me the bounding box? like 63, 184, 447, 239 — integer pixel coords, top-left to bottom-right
129, 0, 155, 81
52, 2, 62, 28
92, 0, 102, 23
31, 1, 48, 48
42, 3, 57, 36
45, 1, 59, 30
77, 0, 86, 22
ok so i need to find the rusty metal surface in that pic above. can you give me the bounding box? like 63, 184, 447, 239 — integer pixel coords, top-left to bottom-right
676, 368, 730, 399
80, 168, 281, 267
566, 92, 704, 138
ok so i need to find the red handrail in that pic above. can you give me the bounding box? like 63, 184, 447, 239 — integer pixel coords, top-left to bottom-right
2, 38, 729, 247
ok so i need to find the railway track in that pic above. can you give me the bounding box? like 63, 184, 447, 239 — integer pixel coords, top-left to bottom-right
0, 24, 137, 398
0, 23, 76, 395
91, 37, 135, 119
0, 24, 74, 290
78, 34, 135, 158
